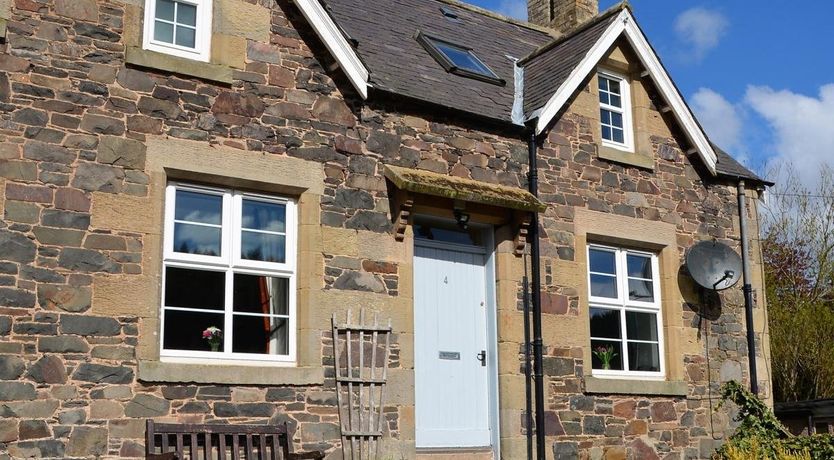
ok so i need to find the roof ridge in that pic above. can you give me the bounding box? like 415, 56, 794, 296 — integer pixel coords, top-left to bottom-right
518, 1, 630, 65
433, 0, 558, 37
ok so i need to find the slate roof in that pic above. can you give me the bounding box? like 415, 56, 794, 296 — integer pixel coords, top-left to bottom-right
521, 10, 620, 115
323, 0, 766, 184
713, 145, 773, 185
325, 0, 552, 123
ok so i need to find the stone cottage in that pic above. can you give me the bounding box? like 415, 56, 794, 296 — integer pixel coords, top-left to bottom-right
0, 0, 772, 457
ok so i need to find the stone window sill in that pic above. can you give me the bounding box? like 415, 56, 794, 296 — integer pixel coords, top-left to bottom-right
598, 145, 655, 171
138, 361, 324, 386
584, 376, 687, 396
125, 46, 233, 85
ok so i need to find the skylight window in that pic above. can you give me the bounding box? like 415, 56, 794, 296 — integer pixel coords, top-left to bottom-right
416, 32, 504, 85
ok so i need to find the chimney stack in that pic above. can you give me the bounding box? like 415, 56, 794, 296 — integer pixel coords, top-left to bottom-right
528, 0, 599, 34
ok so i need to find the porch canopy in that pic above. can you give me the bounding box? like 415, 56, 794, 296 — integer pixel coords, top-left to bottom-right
383, 165, 546, 213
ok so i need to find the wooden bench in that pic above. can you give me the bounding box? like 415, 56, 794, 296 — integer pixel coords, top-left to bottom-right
145, 420, 325, 460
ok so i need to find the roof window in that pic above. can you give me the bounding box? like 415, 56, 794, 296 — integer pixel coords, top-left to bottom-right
439, 6, 461, 22
417, 32, 504, 85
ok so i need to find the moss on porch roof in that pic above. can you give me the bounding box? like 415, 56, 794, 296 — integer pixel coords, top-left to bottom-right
384, 165, 547, 212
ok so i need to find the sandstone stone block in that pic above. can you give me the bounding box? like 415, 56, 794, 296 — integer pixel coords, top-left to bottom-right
73, 363, 134, 384
0, 230, 36, 263
38, 336, 89, 353
0, 382, 37, 400
55, 0, 97, 20
58, 247, 119, 273
18, 419, 51, 440
0, 287, 36, 308
80, 113, 125, 135
33, 227, 85, 247
124, 393, 169, 417
97, 135, 147, 170
0, 419, 17, 442
37, 284, 91, 312
72, 162, 125, 193
66, 426, 107, 457
60, 314, 121, 336
27, 355, 67, 384
0, 355, 25, 380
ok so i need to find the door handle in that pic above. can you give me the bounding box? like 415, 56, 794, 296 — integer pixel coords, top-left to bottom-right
477, 350, 486, 367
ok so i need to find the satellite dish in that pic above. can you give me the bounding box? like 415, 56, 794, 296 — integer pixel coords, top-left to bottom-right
685, 241, 743, 291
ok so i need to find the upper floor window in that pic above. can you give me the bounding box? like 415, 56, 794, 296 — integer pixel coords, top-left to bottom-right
588, 244, 663, 378
598, 72, 633, 151
161, 183, 297, 363
143, 0, 212, 61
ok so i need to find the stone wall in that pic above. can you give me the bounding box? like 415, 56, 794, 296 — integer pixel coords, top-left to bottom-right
0, 0, 769, 459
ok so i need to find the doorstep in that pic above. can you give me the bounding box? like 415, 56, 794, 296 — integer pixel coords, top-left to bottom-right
416, 447, 494, 460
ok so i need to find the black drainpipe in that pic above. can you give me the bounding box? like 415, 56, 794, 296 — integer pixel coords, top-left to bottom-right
527, 127, 547, 458
737, 180, 759, 395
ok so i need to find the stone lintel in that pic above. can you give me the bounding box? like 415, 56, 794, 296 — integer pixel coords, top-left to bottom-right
125, 47, 233, 85
584, 376, 687, 396
384, 165, 547, 213
138, 361, 324, 386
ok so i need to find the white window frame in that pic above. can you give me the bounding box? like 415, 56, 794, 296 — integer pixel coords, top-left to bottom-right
587, 244, 664, 379
143, 0, 213, 62
598, 71, 634, 152
161, 182, 297, 365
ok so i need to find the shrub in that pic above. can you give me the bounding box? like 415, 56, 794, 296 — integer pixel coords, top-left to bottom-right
713, 381, 834, 460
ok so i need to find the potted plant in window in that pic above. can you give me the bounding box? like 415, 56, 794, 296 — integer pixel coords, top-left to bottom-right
202, 326, 223, 352
593, 345, 617, 370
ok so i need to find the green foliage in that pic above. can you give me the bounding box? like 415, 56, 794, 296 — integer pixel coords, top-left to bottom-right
713, 381, 834, 460
762, 163, 834, 402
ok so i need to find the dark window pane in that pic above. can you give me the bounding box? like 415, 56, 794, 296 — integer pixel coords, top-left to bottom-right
610, 94, 622, 108
627, 342, 660, 372
589, 249, 616, 274
628, 278, 654, 302
600, 109, 611, 124
173, 223, 221, 256
163, 309, 225, 352
626, 311, 658, 341
241, 232, 285, 263
627, 254, 652, 278
611, 112, 623, 128
164, 267, 225, 310
176, 2, 197, 25
599, 77, 609, 91
590, 307, 621, 339
175, 190, 222, 224
242, 200, 285, 233
413, 221, 483, 246
599, 92, 609, 105
430, 39, 495, 78
591, 339, 622, 370
612, 128, 624, 144
601, 125, 611, 141
175, 25, 196, 48
233, 315, 289, 355
590, 274, 617, 298
609, 79, 621, 94
154, 20, 174, 43
156, 0, 175, 21
233, 274, 289, 315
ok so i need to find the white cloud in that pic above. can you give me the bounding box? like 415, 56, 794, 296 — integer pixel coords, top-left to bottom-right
745, 84, 834, 187
674, 8, 729, 62
691, 87, 745, 162
496, 0, 527, 20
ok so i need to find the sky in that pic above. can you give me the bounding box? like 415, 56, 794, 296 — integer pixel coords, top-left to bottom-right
471, 0, 834, 186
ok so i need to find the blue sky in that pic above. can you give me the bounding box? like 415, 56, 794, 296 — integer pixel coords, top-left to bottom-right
470, 0, 834, 183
